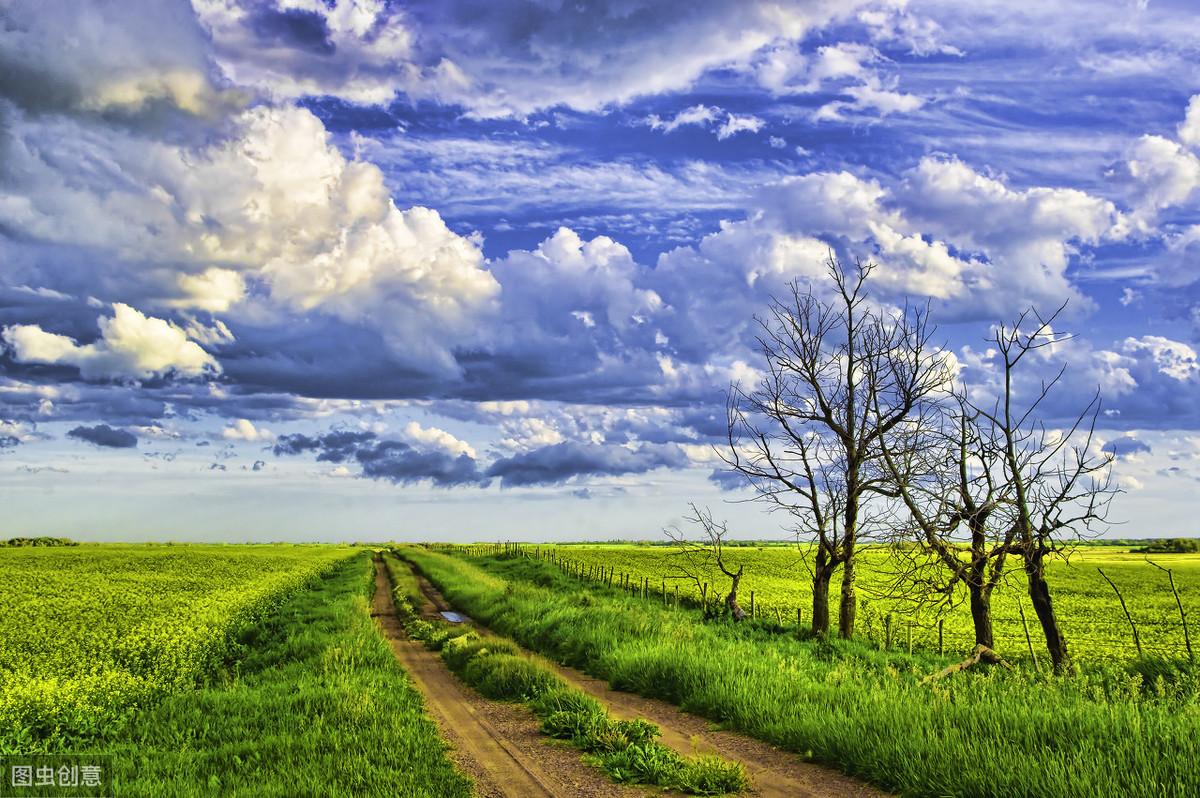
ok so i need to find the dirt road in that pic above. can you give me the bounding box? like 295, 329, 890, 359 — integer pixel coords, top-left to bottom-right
406, 562, 889, 798
371, 559, 649, 798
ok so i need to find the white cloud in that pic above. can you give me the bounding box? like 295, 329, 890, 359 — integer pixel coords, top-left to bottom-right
717, 113, 765, 140
168, 268, 246, 313
222, 418, 275, 442
2, 303, 219, 380
645, 104, 720, 133
403, 421, 476, 459
1121, 336, 1200, 382
1120, 134, 1200, 230
643, 105, 765, 141
1179, 95, 1200, 149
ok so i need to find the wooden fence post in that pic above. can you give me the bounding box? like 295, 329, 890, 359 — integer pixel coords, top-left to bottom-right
938, 619, 944, 656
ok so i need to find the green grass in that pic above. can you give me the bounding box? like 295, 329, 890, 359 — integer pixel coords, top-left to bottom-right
91, 551, 474, 797
403, 546, 1200, 798
0, 544, 356, 752
502, 543, 1200, 663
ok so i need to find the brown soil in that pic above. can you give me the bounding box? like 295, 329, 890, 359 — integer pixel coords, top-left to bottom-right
372, 558, 654, 798
407, 561, 890, 798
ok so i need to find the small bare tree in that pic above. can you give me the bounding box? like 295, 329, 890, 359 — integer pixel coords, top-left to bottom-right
723, 255, 952, 638
665, 504, 748, 621
974, 307, 1116, 673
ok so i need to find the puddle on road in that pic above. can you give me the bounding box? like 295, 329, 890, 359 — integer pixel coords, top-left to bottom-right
439, 611, 467, 623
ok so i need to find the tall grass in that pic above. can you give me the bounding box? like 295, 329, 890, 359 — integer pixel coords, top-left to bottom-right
401, 546, 1200, 798
97, 552, 473, 797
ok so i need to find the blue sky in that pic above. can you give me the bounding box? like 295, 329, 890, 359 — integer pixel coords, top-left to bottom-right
2, 0, 1200, 541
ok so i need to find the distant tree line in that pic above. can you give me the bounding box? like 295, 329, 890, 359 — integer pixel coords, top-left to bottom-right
2, 536, 78, 547
1132, 538, 1200, 554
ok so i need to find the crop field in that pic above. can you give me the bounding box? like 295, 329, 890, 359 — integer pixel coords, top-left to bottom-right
510, 544, 1200, 663
0, 544, 355, 752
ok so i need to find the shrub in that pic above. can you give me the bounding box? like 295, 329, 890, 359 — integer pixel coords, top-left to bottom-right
462, 653, 564, 701
441, 634, 522, 672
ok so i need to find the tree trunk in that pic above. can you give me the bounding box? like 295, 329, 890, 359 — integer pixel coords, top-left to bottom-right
725, 569, 747, 622
968, 583, 995, 649
838, 555, 857, 639
1027, 557, 1069, 673
811, 547, 834, 636
838, 477, 859, 639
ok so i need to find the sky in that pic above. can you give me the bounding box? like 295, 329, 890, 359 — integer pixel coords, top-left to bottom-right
2, 0, 1200, 542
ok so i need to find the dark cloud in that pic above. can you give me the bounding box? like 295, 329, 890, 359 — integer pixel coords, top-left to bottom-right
486, 441, 687, 487
356, 440, 487, 488
272, 430, 377, 462
1103, 438, 1152, 459
0, 435, 18, 449
249, 7, 334, 55
272, 428, 486, 487
707, 467, 746, 492
67, 424, 137, 449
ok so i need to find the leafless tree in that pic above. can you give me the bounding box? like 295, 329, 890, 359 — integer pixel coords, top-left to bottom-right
876, 392, 1019, 650
664, 504, 748, 621
723, 255, 952, 638
972, 307, 1116, 673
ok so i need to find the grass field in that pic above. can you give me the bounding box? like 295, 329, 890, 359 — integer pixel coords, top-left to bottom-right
101, 551, 473, 797
506, 543, 1200, 663
403, 545, 1200, 798
0, 544, 355, 752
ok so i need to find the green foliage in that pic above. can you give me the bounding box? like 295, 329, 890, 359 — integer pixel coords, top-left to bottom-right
405, 546, 1200, 798
462, 653, 563, 701
0, 544, 356, 752
440, 633, 522, 671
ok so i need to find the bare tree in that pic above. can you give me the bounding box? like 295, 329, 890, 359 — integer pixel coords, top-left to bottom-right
665, 504, 748, 621
876, 393, 1019, 650
972, 307, 1116, 673
723, 255, 952, 638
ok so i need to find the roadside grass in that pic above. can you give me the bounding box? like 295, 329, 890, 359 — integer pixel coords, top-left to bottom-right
384, 553, 748, 796
92, 551, 473, 798
401, 546, 1200, 798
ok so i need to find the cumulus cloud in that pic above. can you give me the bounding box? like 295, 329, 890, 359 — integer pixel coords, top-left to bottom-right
67, 424, 138, 449
1119, 135, 1200, 230
2, 304, 219, 381
403, 421, 475, 458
